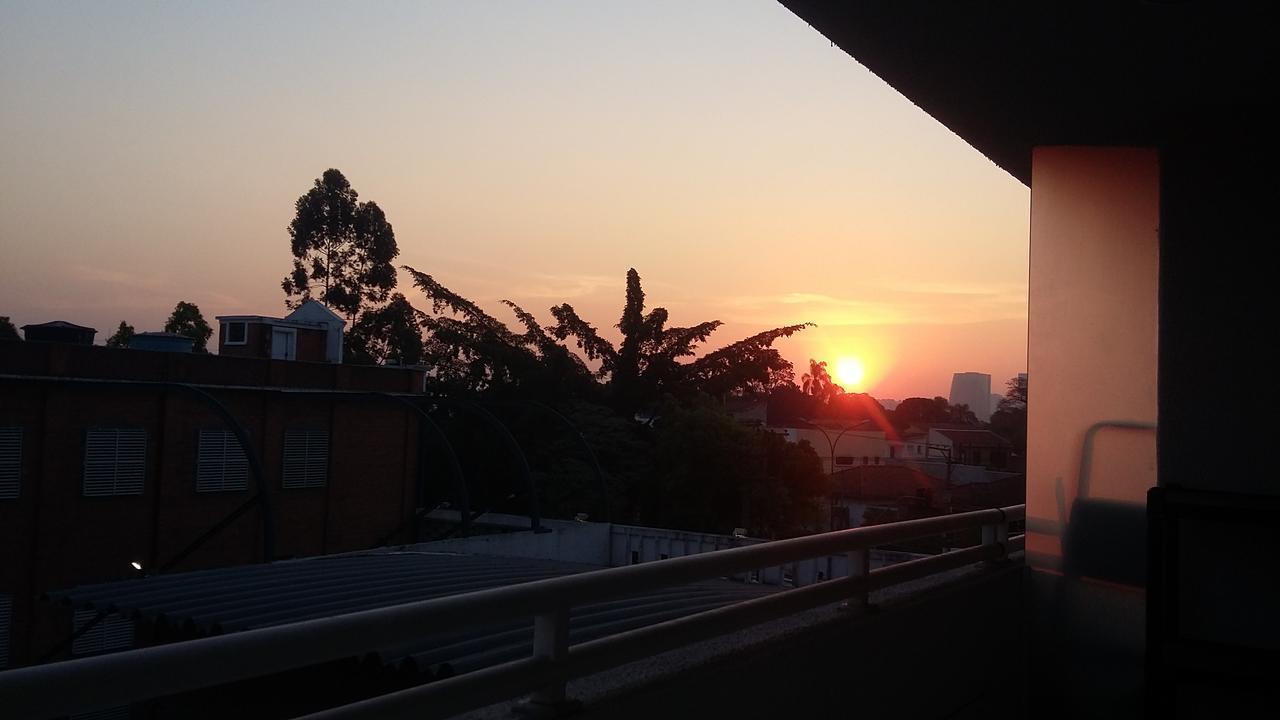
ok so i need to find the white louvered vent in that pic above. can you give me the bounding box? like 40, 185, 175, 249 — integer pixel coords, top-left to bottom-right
0, 426, 20, 500
282, 429, 328, 489
71, 609, 133, 656
83, 428, 146, 497
0, 593, 12, 669
196, 429, 249, 493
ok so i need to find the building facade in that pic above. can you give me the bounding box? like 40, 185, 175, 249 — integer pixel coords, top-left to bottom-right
0, 339, 427, 669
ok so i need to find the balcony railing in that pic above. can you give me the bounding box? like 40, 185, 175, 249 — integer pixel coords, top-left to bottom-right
0, 505, 1024, 720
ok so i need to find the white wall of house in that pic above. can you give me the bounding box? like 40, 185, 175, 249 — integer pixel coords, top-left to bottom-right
780, 427, 890, 472
413, 511, 920, 587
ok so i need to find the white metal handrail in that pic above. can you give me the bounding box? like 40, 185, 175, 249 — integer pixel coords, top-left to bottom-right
0, 504, 1025, 720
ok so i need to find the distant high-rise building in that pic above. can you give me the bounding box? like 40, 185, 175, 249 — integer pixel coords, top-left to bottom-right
949, 372, 993, 421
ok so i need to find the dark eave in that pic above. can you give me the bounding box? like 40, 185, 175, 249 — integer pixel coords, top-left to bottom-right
779, 1, 1272, 185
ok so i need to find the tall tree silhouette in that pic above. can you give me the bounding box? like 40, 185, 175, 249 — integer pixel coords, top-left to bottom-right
282, 169, 399, 322
163, 301, 213, 352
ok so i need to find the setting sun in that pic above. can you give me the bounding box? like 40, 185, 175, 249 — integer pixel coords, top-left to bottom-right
835, 357, 866, 389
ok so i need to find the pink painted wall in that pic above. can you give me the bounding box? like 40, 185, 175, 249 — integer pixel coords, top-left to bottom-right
1025, 147, 1159, 567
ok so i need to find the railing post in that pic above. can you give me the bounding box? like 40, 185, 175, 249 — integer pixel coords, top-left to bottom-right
845, 547, 871, 610
982, 509, 1010, 565
516, 607, 581, 717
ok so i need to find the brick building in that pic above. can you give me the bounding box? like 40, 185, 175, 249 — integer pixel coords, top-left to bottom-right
0, 339, 429, 669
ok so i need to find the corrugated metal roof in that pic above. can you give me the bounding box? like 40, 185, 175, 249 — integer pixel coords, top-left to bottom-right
46, 551, 775, 677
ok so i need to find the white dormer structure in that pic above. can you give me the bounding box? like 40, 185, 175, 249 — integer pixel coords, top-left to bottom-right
216, 301, 346, 363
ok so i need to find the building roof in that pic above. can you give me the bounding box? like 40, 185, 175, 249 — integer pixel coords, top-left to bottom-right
285, 300, 346, 326
830, 465, 943, 501
217, 302, 344, 330
932, 428, 1012, 447
780, 2, 1271, 185
46, 551, 774, 677
20, 320, 96, 332
214, 315, 326, 330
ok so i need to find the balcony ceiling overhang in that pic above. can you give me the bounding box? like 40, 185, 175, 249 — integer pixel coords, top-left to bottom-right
780, 1, 1271, 185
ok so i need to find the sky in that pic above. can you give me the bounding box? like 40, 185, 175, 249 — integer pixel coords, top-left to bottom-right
0, 0, 1029, 401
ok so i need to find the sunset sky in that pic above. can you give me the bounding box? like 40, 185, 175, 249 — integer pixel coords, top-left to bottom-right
0, 1, 1029, 401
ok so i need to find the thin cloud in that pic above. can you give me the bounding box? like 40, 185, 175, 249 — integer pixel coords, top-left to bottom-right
718, 283, 1026, 327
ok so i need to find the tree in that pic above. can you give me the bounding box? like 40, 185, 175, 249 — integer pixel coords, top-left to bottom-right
404, 266, 809, 410
647, 396, 827, 537
163, 301, 213, 352
344, 294, 425, 366
105, 321, 135, 348
546, 268, 811, 413
281, 169, 399, 322
891, 396, 955, 429
988, 375, 1028, 454
404, 266, 597, 399
0, 316, 19, 341
800, 359, 843, 404
997, 374, 1028, 411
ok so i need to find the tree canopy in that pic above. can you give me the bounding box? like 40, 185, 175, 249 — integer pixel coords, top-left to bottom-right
105, 321, 135, 348
0, 316, 19, 341
547, 268, 809, 412
282, 169, 399, 322
344, 293, 425, 366
890, 396, 979, 429
163, 301, 213, 352
988, 375, 1028, 453
405, 265, 810, 412
800, 359, 843, 403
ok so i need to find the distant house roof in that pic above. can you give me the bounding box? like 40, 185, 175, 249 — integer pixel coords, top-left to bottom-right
217, 301, 345, 330
46, 551, 773, 678
285, 300, 346, 326
20, 320, 96, 332
932, 428, 1012, 447
831, 465, 944, 500
949, 474, 1026, 510
214, 315, 325, 330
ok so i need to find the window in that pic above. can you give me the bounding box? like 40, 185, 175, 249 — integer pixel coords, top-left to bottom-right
223, 321, 247, 345
889, 445, 896, 459
0, 593, 11, 669
862, 456, 869, 465
630, 550, 640, 565
196, 429, 249, 493
0, 426, 20, 500
71, 609, 133, 656
83, 428, 146, 497
874, 456, 881, 465
282, 429, 328, 488
835, 456, 853, 466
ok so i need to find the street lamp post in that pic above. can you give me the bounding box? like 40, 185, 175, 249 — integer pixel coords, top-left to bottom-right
799, 417, 862, 476
800, 418, 864, 531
